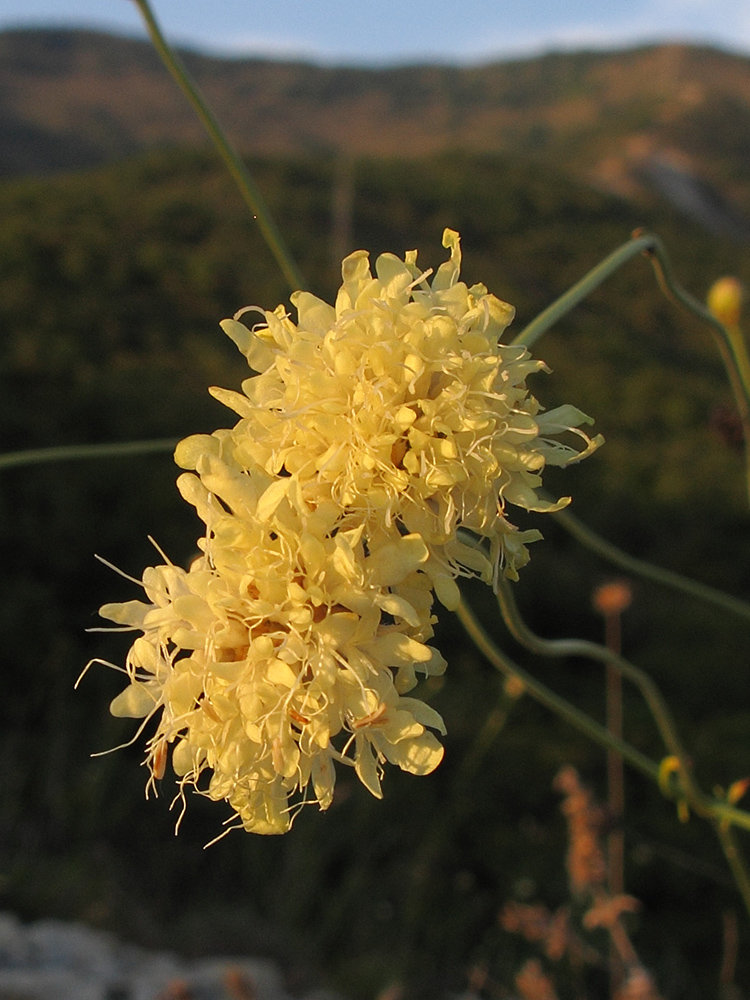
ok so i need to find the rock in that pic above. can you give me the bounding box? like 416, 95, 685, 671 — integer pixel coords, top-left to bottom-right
0, 911, 335, 1000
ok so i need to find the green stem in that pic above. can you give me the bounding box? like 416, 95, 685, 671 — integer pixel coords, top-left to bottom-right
0, 439, 179, 471
457, 597, 750, 834
715, 822, 750, 921
642, 239, 750, 505
489, 581, 750, 914
514, 229, 750, 503
643, 237, 750, 391
459, 591, 750, 925
495, 576, 701, 809
132, 0, 306, 293
456, 596, 660, 783
551, 505, 750, 623
512, 233, 657, 348
710, 801, 750, 836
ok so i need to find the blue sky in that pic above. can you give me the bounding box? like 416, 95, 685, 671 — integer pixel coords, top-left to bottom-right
1, 0, 749, 64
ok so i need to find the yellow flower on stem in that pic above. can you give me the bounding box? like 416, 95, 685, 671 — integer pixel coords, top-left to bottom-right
99, 230, 599, 836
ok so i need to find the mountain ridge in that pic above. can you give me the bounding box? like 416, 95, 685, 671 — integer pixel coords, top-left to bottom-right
2, 28, 750, 235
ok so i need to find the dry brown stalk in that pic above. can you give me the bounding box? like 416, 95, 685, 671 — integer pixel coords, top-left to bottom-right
515, 958, 560, 1000
554, 766, 607, 895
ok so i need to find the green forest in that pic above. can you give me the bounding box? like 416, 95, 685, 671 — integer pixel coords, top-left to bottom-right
2, 145, 750, 999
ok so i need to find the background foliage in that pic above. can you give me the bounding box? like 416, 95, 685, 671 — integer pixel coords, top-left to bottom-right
1, 119, 750, 998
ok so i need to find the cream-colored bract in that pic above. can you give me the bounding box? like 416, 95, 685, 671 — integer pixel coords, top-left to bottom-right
100, 230, 601, 835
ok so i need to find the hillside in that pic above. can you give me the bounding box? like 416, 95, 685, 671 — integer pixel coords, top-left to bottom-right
2, 29, 750, 235
2, 146, 750, 996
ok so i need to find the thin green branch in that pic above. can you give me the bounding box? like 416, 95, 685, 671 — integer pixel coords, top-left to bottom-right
512, 233, 657, 348
457, 596, 750, 831
0, 439, 179, 471
706, 801, 750, 837
641, 236, 750, 504
494, 576, 701, 808
513, 229, 750, 502
643, 236, 750, 391
551, 505, 750, 623
487, 578, 750, 912
132, 0, 306, 293
716, 823, 750, 920
456, 596, 660, 783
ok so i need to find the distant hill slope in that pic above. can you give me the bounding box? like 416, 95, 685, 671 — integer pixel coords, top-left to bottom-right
2, 29, 750, 235
2, 148, 750, 994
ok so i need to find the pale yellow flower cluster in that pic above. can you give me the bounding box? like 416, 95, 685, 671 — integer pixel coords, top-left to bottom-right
100, 230, 600, 834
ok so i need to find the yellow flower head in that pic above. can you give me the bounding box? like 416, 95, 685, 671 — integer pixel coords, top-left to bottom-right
196, 229, 600, 602
99, 230, 600, 835
101, 468, 448, 834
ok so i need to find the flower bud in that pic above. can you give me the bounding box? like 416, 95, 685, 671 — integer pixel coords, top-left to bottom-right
707, 276, 744, 328
592, 580, 632, 616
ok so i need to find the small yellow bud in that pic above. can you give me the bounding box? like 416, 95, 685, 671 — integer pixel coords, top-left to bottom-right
658, 755, 681, 797
727, 776, 750, 806
707, 277, 744, 327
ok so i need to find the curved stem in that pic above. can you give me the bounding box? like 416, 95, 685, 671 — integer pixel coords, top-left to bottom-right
456, 596, 660, 783
685, 797, 750, 836
488, 579, 750, 913
495, 576, 701, 805
643, 237, 750, 390
458, 592, 750, 885
512, 233, 657, 348
642, 239, 750, 504
132, 0, 306, 293
514, 229, 750, 503
551, 505, 750, 623
0, 438, 179, 471
716, 823, 750, 920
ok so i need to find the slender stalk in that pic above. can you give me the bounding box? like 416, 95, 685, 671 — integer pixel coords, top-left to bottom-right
514, 228, 750, 502
132, 0, 306, 293
642, 236, 750, 392
707, 801, 750, 837
602, 608, 625, 899
715, 823, 750, 922
455, 597, 660, 783
642, 235, 750, 504
494, 576, 700, 806
551, 505, 750, 623
488, 579, 750, 913
457, 593, 750, 920
0, 438, 179, 471
720, 909, 740, 992
512, 233, 657, 348
598, 595, 626, 997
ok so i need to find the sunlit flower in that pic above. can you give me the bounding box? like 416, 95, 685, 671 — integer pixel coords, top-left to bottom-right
195, 228, 601, 601
100, 483, 445, 835
99, 230, 600, 835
